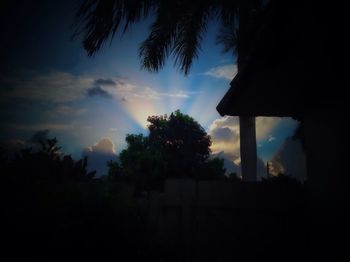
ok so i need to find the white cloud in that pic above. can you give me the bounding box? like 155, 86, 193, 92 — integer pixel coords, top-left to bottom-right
84, 137, 116, 155
208, 116, 281, 165
208, 116, 240, 164
267, 135, 276, 142
123, 86, 192, 100
204, 64, 238, 80
82, 137, 117, 177
256, 117, 281, 140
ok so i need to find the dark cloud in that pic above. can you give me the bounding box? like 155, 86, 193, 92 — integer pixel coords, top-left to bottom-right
94, 78, 116, 86
270, 137, 307, 182
116, 80, 126, 86
87, 86, 112, 98
29, 129, 50, 144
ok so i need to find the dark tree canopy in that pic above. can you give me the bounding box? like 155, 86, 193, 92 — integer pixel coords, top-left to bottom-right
108, 110, 225, 191
3, 138, 96, 183
147, 110, 211, 174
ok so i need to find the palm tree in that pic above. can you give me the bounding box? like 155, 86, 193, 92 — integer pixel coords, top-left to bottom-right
74, 0, 265, 181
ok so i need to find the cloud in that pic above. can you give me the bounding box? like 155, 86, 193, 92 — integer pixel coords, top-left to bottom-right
94, 78, 116, 86
208, 116, 281, 165
28, 129, 50, 144
204, 64, 238, 80
82, 137, 117, 177
54, 105, 87, 115
0, 71, 94, 103
10, 123, 74, 131
130, 87, 192, 100
87, 86, 113, 98
211, 151, 240, 175
212, 151, 267, 181
269, 137, 307, 182
256, 117, 281, 140
210, 127, 237, 142
85, 137, 116, 155
208, 116, 241, 163
267, 135, 276, 142
0, 71, 196, 105
0, 130, 60, 157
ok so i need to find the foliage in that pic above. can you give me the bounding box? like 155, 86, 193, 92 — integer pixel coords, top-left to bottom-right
196, 157, 226, 180
262, 173, 301, 186
107, 159, 123, 181
227, 172, 241, 182
108, 110, 224, 191
147, 110, 211, 177
5, 138, 96, 183
74, 0, 263, 74
1, 138, 148, 260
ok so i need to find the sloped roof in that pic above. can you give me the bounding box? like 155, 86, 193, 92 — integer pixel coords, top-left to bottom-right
216, 1, 344, 119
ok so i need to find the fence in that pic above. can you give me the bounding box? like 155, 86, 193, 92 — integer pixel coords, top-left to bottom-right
143, 178, 307, 260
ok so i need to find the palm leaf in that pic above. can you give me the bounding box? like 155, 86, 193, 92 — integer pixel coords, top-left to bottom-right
74, 0, 155, 56
74, 0, 263, 74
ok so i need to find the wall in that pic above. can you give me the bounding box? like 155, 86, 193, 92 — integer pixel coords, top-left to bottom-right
142, 178, 307, 260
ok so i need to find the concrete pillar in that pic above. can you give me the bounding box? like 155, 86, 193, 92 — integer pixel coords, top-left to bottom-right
239, 116, 257, 181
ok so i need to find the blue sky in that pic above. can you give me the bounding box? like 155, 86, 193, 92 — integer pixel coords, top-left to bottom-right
0, 0, 300, 176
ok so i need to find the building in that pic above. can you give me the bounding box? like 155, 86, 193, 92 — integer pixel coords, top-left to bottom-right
216, 0, 347, 258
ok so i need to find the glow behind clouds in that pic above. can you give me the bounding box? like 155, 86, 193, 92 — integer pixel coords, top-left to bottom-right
0, 1, 300, 176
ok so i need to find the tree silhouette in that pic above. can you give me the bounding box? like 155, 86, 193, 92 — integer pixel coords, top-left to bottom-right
147, 110, 211, 177
109, 110, 224, 191
74, 0, 266, 180
6, 138, 96, 182
1, 136, 150, 260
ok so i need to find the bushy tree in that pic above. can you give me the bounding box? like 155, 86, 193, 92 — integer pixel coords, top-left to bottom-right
147, 110, 211, 178
109, 111, 225, 191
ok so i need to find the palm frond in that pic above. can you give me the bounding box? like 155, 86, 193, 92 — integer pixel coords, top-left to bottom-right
172, 4, 211, 75
139, 1, 213, 75
74, 0, 155, 56
138, 1, 181, 73
216, 20, 239, 55
74, 0, 263, 74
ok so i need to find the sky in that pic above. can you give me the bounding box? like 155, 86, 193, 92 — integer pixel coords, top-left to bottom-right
0, 0, 303, 178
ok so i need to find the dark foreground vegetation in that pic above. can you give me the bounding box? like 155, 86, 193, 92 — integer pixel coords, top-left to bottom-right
1, 112, 308, 261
